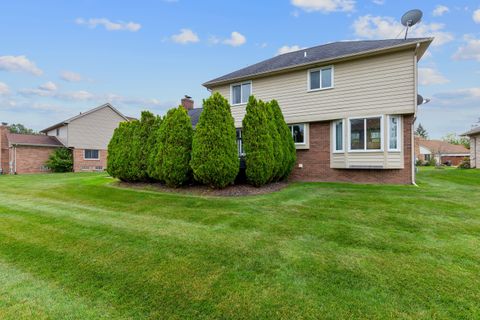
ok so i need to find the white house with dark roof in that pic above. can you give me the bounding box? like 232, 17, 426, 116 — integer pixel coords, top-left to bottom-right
201, 38, 433, 184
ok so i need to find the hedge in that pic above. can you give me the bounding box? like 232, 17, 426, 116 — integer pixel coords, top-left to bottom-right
191, 92, 239, 188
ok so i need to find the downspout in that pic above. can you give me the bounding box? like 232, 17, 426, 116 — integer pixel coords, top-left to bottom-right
412, 43, 420, 186
13, 145, 17, 174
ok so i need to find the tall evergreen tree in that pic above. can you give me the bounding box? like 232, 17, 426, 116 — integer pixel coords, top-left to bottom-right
131, 111, 157, 181
146, 115, 163, 180
265, 101, 284, 181
242, 96, 274, 187
191, 92, 239, 188
160, 106, 193, 187
415, 123, 429, 139
270, 100, 296, 179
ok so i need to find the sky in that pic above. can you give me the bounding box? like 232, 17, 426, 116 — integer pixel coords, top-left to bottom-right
0, 0, 479, 138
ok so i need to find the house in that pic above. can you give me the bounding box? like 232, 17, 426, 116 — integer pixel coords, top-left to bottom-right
462, 126, 480, 168
0, 124, 63, 174
40, 103, 129, 172
200, 38, 433, 184
416, 138, 470, 166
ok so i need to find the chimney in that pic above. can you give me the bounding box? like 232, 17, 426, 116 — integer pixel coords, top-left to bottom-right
181, 95, 194, 111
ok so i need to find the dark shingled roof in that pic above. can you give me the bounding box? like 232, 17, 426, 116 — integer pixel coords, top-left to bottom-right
7, 133, 63, 147
462, 126, 480, 136
203, 38, 432, 87
188, 108, 203, 128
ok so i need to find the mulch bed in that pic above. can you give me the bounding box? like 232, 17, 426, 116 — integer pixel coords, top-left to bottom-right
113, 180, 289, 197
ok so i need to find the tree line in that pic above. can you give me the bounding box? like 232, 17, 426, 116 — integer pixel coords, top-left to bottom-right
107, 92, 296, 188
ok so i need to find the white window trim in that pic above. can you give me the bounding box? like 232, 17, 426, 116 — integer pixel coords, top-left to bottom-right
288, 123, 309, 149
307, 65, 334, 92
230, 81, 252, 106
84, 149, 100, 161
387, 115, 402, 152
332, 119, 345, 153
289, 123, 306, 145
347, 115, 384, 153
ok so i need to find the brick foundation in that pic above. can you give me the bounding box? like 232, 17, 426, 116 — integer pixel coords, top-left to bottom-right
73, 149, 107, 172
10, 146, 56, 174
290, 115, 414, 184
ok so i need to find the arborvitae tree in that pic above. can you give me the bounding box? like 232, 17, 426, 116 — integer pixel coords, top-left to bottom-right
265, 101, 284, 181
45, 147, 73, 172
160, 106, 193, 187
107, 121, 132, 180
415, 123, 428, 139
191, 92, 239, 188
120, 120, 139, 182
146, 115, 163, 180
242, 96, 274, 187
270, 100, 296, 179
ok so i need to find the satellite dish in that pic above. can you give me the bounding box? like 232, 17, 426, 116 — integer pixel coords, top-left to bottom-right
401, 9, 423, 39
417, 94, 431, 106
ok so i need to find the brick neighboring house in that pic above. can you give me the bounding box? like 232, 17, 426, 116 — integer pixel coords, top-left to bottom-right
41, 103, 129, 172
462, 126, 480, 168
199, 38, 433, 184
416, 138, 470, 166
0, 124, 63, 174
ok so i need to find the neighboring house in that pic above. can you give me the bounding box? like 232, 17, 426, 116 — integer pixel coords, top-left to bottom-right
462, 126, 480, 168
0, 124, 63, 174
200, 38, 432, 184
416, 138, 470, 166
40, 103, 129, 172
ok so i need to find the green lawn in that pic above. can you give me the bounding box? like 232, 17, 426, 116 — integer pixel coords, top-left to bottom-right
0, 168, 479, 319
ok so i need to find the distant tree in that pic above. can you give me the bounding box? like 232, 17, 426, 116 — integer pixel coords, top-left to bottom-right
9, 124, 35, 134
242, 96, 274, 187
442, 132, 470, 149
45, 147, 73, 172
159, 106, 193, 187
191, 92, 239, 188
415, 123, 429, 139
270, 100, 296, 180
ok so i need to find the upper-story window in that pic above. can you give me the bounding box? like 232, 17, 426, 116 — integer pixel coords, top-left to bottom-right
308, 66, 334, 91
349, 116, 383, 151
231, 81, 252, 105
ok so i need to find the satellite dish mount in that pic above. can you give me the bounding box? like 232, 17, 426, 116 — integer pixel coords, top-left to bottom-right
401, 9, 423, 40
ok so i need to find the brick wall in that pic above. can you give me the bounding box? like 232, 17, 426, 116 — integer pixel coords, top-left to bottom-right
0, 126, 10, 174
12, 146, 56, 174
73, 149, 107, 172
290, 115, 414, 184
440, 155, 468, 166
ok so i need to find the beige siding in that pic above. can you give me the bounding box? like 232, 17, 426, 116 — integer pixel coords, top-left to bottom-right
67, 106, 125, 149
212, 50, 415, 127
46, 125, 68, 145
471, 135, 479, 168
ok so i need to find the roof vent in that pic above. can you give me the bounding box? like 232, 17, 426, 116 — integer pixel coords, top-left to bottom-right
304, 51, 307, 58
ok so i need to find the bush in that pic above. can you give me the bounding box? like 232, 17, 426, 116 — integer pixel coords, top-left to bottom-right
415, 159, 424, 166
265, 101, 284, 181
45, 147, 73, 172
242, 96, 274, 187
458, 157, 471, 169
191, 92, 239, 188
270, 100, 296, 180
132, 111, 157, 181
146, 115, 163, 180
159, 106, 193, 187
107, 120, 138, 181
424, 157, 437, 167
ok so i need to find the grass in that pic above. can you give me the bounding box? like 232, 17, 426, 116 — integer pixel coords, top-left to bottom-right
0, 167, 479, 319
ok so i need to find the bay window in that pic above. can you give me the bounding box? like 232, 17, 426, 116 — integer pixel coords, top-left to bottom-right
349, 116, 383, 151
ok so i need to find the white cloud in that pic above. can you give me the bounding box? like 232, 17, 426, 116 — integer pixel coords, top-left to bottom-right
208, 36, 221, 45
58, 90, 95, 101
0, 82, 10, 95
418, 67, 449, 86
75, 18, 141, 32
473, 9, 480, 23
291, 0, 355, 13
372, 0, 384, 4
0, 55, 43, 76
39, 81, 57, 92
453, 36, 480, 61
60, 71, 82, 82
277, 45, 305, 55
223, 32, 246, 47
171, 29, 199, 44
433, 5, 449, 17
352, 15, 453, 46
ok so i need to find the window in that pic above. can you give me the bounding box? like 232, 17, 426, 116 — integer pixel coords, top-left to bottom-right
236, 129, 244, 156
308, 66, 333, 91
388, 116, 401, 151
349, 117, 383, 151
231, 81, 251, 105
84, 149, 99, 160
288, 124, 305, 144
56, 128, 60, 136
333, 120, 344, 152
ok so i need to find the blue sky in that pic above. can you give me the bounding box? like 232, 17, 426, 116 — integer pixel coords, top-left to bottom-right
0, 0, 479, 138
